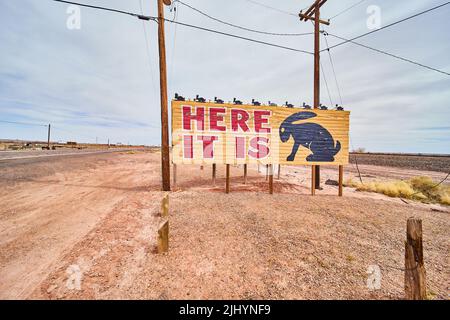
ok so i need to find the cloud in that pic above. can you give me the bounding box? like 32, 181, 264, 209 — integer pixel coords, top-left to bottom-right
0, 0, 449, 153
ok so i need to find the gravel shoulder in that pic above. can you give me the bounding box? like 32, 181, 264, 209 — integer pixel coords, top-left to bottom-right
0, 151, 448, 300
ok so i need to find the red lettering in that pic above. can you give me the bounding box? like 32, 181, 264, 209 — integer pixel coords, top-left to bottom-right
183, 106, 204, 131
231, 109, 250, 132
248, 137, 269, 159
254, 110, 271, 133
198, 135, 218, 159
183, 135, 193, 159
235, 137, 246, 159
209, 108, 226, 131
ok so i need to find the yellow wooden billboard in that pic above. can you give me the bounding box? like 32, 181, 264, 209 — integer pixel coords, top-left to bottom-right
171, 100, 349, 166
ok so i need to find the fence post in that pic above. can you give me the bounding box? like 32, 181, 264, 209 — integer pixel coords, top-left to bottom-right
405, 218, 426, 300
157, 220, 169, 253
277, 164, 281, 180
173, 163, 177, 187
161, 194, 169, 217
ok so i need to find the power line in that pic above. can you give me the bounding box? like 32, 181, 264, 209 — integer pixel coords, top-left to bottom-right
326, 32, 450, 76
0, 120, 48, 127
168, 1, 179, 92
53, 0, 150, 20
241, 0, 301, 17
329, 0, 368, 20
323, 33, 343, 105
177, 0, 313, 36
139, 0, 158, 99
52, 0, 312, 55
320, 61, 333, 107
323, 2, 450, 51
166, 19, 312, 55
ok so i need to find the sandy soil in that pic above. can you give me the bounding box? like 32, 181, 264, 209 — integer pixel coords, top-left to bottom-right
0, 150, 448, 300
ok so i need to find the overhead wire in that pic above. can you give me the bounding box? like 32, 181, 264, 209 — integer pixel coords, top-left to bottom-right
320, 61, 333, 107
323, 2, 450, 51
241, 0, 304, 17
168, 1, 179, 92
329, 0, 368, 20
52, 0, 313, 55
326, 32, 450, 76
177, 0, 313, 36
139, 0, 158, 98
0, 120, 48, 127
322, 32, 343, 105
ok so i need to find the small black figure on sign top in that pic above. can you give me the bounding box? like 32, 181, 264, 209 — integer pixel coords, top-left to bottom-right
233, 98, 243, 105
285, 101, 294, 108
174, 93, 185, 101
194, 95, 206, 103
252, 99, 261, 106
279, 111, 341, 162
214, 97, 224, 104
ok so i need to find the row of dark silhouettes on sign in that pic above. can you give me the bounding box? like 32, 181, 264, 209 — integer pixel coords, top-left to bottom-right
174, 93, 345, 111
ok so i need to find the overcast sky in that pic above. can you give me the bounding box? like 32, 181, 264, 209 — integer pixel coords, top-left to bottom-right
0, 0, 449, 152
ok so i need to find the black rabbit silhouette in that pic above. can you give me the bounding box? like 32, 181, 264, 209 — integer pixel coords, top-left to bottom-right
279, 111, 341, 162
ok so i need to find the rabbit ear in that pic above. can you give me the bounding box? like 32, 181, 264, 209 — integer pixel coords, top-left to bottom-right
286, 111, 317, 124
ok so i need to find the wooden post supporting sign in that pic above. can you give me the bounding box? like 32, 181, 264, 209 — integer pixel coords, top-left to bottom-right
243, 164, 248, 184
269, 164, 274, 194
226, 164, 230, 194
212, 163, 216, 185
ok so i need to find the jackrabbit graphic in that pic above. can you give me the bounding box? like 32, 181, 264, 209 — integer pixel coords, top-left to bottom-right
279, 111, 341, 162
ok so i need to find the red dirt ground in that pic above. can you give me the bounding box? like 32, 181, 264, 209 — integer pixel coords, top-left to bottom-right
0, 150, 448, 300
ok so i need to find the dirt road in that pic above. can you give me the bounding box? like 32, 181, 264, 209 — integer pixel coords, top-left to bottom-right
0, 150, 448, 299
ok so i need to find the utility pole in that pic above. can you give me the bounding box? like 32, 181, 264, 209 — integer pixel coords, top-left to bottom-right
47, 124, 51, 150
158, 0, 172, 191
299, 0, 330, 192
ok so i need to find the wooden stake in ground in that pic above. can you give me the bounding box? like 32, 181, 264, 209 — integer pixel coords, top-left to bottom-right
277, 164, 281, 180
226, 164, 230, 194
157, 220, 169, 253
265, 164, 269, 181
269, 164, 274, 194
338, 165, 343, 197
172, 163, 177, 187
161, 194, 169, 217
157, 0, 171, 191
212, 163, 216, 185
405, 218, 426, 300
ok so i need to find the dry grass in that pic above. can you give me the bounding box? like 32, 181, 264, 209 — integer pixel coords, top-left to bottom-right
345, 176, 450, 205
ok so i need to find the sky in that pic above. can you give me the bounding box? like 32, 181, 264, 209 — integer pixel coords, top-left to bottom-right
0, 0, 449, 152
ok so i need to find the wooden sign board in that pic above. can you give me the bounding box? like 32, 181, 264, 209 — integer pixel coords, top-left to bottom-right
171, 100, 350, 166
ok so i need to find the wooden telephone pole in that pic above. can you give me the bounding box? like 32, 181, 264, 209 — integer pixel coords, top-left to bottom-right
47, 124, 51, 150
157, 0, 172, 191
299, 0, 330, 193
